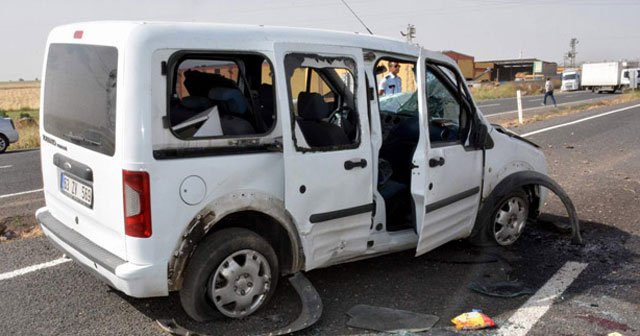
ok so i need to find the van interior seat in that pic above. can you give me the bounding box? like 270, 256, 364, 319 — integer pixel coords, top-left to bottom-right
170, 95, 213, 126
296, 92, 349, 147
208, 87, 255, 135
258, 84, 275, 131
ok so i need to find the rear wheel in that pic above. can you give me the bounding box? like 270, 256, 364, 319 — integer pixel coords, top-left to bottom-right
0, 135, 8, 153
180, 227, 279, 321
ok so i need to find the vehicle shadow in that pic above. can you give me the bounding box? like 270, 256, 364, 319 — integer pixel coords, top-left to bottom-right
121, 213, 638, 335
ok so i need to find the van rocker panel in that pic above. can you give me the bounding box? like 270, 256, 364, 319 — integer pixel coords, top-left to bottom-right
37, 208, 168, 297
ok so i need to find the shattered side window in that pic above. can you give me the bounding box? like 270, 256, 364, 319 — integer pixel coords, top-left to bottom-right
285, 53, 360, 151
168, 55, 276, 140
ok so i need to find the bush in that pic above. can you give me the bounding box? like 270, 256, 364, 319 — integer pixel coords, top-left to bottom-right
0, 110, 7, 118
19, 112, 31, 119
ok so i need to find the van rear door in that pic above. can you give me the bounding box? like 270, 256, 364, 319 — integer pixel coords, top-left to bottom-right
40, 42, 126, 259
414, 50, 484, 256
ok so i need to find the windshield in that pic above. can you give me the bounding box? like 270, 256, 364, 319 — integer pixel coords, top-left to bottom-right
563, 74, 577, 80
43, 43, 118, 156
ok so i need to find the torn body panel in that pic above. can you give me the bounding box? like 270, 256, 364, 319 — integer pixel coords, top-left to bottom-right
167, 191, 304, 291
483, 126, 549, 213
474, 170, 583, 245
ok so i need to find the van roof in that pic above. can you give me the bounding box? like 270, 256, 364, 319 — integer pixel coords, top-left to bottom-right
48, 21, 422, 57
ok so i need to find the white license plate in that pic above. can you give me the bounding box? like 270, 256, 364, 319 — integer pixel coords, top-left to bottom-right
60, 173, 93, 208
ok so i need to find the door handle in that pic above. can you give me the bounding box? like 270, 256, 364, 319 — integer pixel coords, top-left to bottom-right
428, 157, 445, 167
344, 159, 367, 170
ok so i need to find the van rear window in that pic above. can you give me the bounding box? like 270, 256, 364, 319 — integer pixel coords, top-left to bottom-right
43, 44, 118, 156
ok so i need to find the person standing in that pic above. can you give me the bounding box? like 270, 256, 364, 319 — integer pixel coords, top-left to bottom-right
543, 77, 557, 107
378, 61, 402, 96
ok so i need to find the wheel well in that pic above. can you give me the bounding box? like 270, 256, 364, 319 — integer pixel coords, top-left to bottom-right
209, 210, 295, 275
522, 184, 541, 220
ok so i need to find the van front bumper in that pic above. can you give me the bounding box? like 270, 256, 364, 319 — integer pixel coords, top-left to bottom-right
36, 208, 168, 298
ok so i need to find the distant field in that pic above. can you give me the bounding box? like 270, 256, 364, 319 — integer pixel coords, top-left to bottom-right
0, 80, 40, 111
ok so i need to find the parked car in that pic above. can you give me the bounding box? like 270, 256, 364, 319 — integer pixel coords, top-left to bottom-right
37, 21, 551, 322
0, 117, 19, 153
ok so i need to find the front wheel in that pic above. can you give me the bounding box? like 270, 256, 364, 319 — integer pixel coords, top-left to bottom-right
469, 189, 530, 246
491, 190, 529, 246
180, 227, 279, 321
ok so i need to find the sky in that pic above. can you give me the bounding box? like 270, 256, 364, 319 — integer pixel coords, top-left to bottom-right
2, 0, 640, 81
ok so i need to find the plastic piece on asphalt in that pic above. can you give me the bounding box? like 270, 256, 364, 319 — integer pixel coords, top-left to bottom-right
263, 272, 323, 336
346, 304, 439, 333
156, 272, 323, 336
607, 333, 624, 336
468, 280, 535, 298
451, 311, 496, 330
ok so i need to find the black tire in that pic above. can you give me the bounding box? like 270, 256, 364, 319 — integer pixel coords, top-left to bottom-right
0, 134, 8, 153
180, 227, 279, 322
469, 189, 530, 247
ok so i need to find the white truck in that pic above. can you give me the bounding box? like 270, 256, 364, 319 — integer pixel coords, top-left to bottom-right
621, 68, 640, 89
560, 69, 581, 91
581, 62, 623, 93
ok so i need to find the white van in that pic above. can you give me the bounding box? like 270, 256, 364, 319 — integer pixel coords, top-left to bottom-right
37, 21, 550, 322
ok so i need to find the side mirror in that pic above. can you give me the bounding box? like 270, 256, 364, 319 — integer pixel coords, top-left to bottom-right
473, 123, 490, 149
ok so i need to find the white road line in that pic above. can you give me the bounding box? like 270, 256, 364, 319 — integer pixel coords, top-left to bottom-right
0, 188, 44, 199
0, 165, 12, 169
521, 103, 640, 137
0, 257, 71, 281
477, 103, 501, 108
496, 261, 588, 336
485, 98, 598, 117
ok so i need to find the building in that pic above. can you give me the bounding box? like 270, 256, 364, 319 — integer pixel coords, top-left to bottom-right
442, 50, 475, 80
475, 58, 558, 82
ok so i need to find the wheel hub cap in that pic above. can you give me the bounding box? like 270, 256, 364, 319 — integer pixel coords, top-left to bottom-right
208, 249, 271, 318
493, 196, 528, 246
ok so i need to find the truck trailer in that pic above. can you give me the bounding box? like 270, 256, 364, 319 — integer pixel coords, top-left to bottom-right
581, 62, 623, 93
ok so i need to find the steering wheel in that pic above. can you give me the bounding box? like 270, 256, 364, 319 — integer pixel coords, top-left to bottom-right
327, 106, 352, 126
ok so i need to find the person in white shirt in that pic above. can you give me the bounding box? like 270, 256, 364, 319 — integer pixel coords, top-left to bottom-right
543, 77, 557, 107
378, 61, 403, 96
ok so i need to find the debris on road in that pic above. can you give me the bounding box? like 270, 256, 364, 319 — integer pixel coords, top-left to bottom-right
468, 280, 534, 298
451, 310, 496, 330
157, 272, 323, 336
346, 304, 439, 333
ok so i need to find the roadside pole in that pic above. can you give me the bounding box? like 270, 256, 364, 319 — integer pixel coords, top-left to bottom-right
517, 90, 524, 124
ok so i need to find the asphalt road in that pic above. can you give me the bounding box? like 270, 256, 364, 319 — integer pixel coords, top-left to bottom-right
477, 90, 608, 116
0, 149, 42, 196
1, 102, 639, 335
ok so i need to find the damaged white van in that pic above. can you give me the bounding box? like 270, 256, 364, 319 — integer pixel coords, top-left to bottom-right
38, 21, 558, 322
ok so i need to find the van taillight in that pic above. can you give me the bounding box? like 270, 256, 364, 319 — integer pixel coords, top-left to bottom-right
122, 170, 152, 238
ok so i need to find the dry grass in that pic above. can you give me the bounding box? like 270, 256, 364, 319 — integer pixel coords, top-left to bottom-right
471, 82, 544, 101
0, 81, 40, 111
0, 215, 42, 242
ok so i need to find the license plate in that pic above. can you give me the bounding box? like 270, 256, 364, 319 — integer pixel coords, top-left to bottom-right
60, 173, 93, 208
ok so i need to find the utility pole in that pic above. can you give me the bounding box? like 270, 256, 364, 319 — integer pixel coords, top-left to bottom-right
400, 24, 416, 44
565, 38, 579, 68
